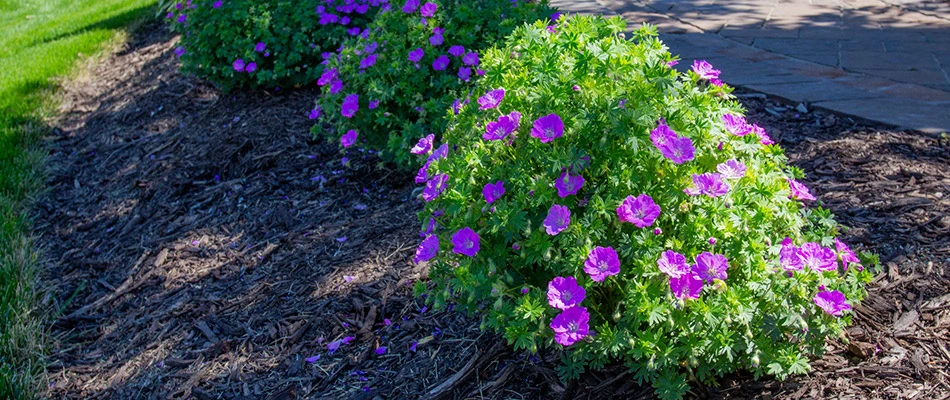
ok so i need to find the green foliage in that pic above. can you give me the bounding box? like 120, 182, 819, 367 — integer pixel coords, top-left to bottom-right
167, 0, 383, 91
313, 0, 554, 169
418, 15, 873, 399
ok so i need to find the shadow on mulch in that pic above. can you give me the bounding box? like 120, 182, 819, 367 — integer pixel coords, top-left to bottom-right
38, 21, 949, 400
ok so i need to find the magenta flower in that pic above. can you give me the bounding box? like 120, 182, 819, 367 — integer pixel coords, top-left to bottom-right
233, 59, 245, 72
317, 68, 338, 86
649, 121, 677, 149
716, 159, 747, 179
408, 48, 424, 63
422, 173, 448, 202
478, 88, 505, 110
666, 60, 679, 67
483, 111, 521, 141
670, 272, 703, 299
692, 60, 721, 81
430, 29, 444, 46
255, 42, 266, 52
814, 290, 851, 316
835, 238, 862, 271
309, 106, 322, 120
415, 161, 431, 184
550, 306, 589, 346
458, 67, 471, 81
754, 124, 775, 145
800, 242, 837, 272
722, 114, 752, 136
554, 171, 584, 198
448, 45, 465, 57
584, 246, 621, 282
661, 136, 696, 164
368, 100, 379, 109
451, 227, 480, 257
693, 252, 729, 282
547, 276, 585, 310
543, 204, 571, 235
329, 79, 343, 94
341, 130, 358, 148
414, 235, 439, 263
657, 250, 689, 278
462, 52, 479, 66
420, 2, 437, 16
341, 94, 359, 118
684, 173, 729, 197
410, 134, 434, 155
174, 46, 185, 57
788, 179, 816, 201
432, 55, 449, 71
616, 194, 660, 228
401, 0, 419, 13
213, 0, 222, 7
530, 114, 564, 143
780, 238, 803, 271
245, 62, 257, 73
359, 54, 377, 69
483, 181, 505, 204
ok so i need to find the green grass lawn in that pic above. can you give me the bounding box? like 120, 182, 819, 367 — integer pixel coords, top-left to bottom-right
0, 0, 156, 397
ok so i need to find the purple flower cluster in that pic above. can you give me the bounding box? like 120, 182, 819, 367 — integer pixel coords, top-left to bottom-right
684, 173, 729, 197
616, 194, 660, 228
691, 60, 722, 86
650, 121, 695, 164
547, 277, 589, 346
779, 238, 859, 273
656, 250, 730, 299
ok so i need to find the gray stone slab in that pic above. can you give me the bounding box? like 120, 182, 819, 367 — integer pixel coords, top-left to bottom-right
751, 38, 839, 54
840, 40, 884, 51
850, 68, 950, 86
814, 98, 950, 134
720, 28, 801, 39
743, 80, 884, 103
840, 51, 941, 70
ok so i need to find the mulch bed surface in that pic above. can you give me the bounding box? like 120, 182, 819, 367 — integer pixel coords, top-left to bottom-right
38, 22, 949, 399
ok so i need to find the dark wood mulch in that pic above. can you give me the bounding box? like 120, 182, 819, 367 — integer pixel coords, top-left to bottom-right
37, 22, 949, 399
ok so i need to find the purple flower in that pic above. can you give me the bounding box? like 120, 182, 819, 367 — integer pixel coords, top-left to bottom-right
448, 45, 465, 57
415, 161, 432, 184
616, 194, 660, 228
414, 235, 439, 263
551, 12, 561, 20
788, 179, 816, 201
666, 60, 679, 67
375, 347, 387, 355
814, 290, 851, 316
584, 246, 621, 282
422, 173, 448, 202
368, 100, 379, 109
305, 354, 320, 363
177, 14, 187, 23
692, 60, 721, 81
649, 121, 676, 149
341, 130, 358, 148
462, 52, 479, 66
408, 48, 424, 63
835, 238, 862, 271
457, 67, 471, 81
174, 46, 185, 57
451, 227, 480, 257
547, 276, 585, 310
780, 238, 804, 271
657, 250, 689, 278
341, 94, 359, 118
432, 55, 449, 70
430, 30, 444, 46
255, 42, 266, 52
483, 111, 520, 141
347, 27, 361, 36
317, 68, 338, 86
411, 134, 434, 155
364, 42, 378, 54
661, 136, 695, 164
670, 272, 703, 299
329, 79, 343, 94
429, 143, 448, 161
420, 2, 437, 17
722, 114, 752, 136
684, 173, 729, 197
401, 0, 419, 13
477, 88, 504, 110
716, 159, 747, 179
554, 171, 584, 198
245, 62, 257, 73
530, 114, 564, 143
309, 106, 322, 120
213, 0, 222, 7
483, 181, 505, 204
800, 242, 837, 272
754, 124, 774, 145
543, 204, 571, 235
233, 59, 245, 72
327, 339, 343, 353
693, 252, 729, 282
359, 54, 377, 69
550, 307, 589, 346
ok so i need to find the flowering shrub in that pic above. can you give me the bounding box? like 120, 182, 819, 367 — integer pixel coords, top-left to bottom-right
313, 0, 555, 168
167, 0, 386, 91
415, 15, 874, 399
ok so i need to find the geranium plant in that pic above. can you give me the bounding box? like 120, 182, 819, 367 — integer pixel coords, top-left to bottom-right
415, 15, 874, 399
167, 0, 387, 91
312, 0, 554, 168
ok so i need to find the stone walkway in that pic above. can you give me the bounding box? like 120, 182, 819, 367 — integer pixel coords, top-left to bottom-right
550, 0, 950, 134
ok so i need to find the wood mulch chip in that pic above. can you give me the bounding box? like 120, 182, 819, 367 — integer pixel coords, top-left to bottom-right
38, 22, 949, 399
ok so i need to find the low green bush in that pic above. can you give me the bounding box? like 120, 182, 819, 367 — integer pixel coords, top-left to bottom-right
312, 0, 555, 168
414, 15, 874, 399
167, 0, 387, 91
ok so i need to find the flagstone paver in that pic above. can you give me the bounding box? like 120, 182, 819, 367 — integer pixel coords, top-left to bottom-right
550, 0, 950, 134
